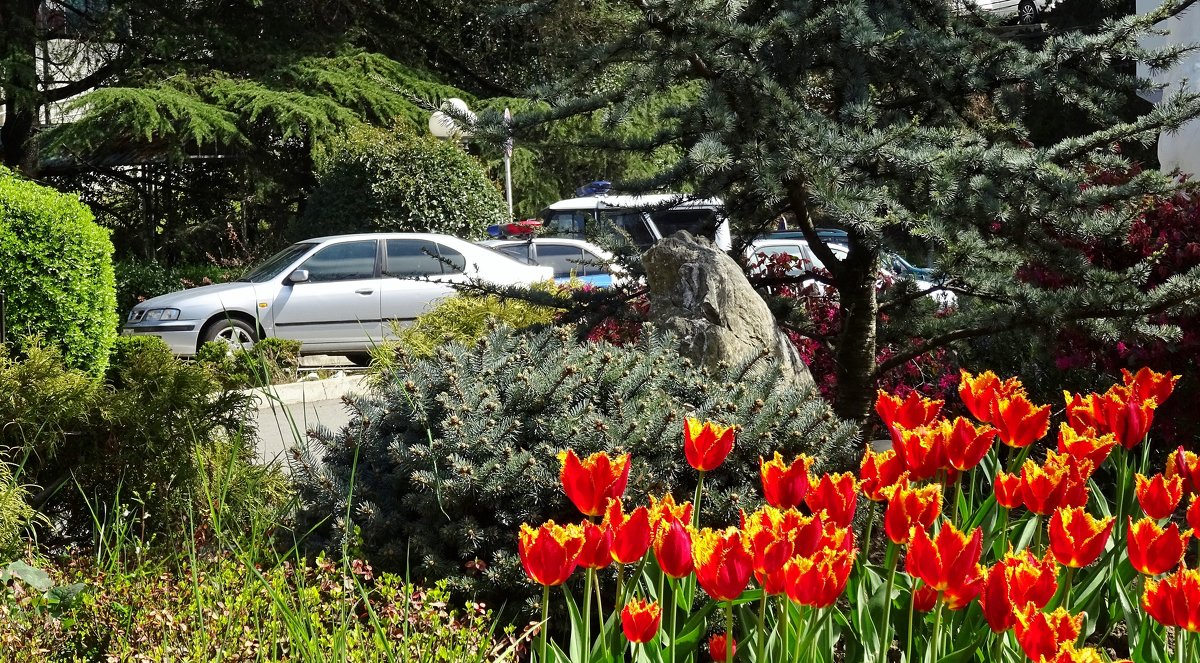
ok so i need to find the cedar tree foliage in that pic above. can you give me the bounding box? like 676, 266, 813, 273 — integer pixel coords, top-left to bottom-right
509, 0, 1200, 422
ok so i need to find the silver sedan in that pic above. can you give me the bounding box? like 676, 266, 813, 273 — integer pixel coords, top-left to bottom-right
121, 233, 553, 359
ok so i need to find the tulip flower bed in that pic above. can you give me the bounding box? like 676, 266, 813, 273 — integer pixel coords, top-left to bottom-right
515, 367, 1195, 662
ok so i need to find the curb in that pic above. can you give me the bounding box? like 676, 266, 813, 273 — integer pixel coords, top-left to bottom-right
240, 374, 369, 407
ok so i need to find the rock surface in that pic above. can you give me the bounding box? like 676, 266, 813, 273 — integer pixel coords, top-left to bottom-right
643, 231, 814, 387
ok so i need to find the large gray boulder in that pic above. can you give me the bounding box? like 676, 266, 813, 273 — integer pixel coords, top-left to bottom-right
642, 231, 814, 387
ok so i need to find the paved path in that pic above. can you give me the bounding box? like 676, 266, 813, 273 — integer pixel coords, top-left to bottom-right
244, 374, 368, 465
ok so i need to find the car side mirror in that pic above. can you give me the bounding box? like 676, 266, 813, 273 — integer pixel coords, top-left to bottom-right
287, 269, 310, 284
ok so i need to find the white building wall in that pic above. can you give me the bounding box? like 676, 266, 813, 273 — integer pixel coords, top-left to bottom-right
1138, 0, 1200, 177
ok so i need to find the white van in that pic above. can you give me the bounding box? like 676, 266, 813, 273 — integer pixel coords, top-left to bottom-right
539, 190, 733, 251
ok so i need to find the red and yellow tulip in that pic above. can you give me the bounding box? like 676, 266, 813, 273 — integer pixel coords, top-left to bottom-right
692, 527, 753, 601
882, 482, 942, 545
558, 449, 631, 517
683, 417, 735, 472
1127, 517, 1190, 576
759, 452, 813, 509
1136, 472, 1184, 520
1048, 506, 1114, 569
619, 598, 661, 643
518, 520, 586, 587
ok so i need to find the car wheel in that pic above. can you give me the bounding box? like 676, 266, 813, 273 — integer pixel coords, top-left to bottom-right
345, 352, 372, 368
201, 317, 257, 352
1017, 0, 1039, 24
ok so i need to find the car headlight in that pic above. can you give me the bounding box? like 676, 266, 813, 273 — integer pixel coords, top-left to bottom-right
143, 308, 181, 321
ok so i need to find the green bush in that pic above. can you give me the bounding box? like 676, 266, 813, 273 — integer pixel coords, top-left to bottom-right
0, 167, 118, 375
293, 325, 858, 607
0, 460, 33, 559
196, 337, 302, 390
291, 125, 508, 241
113, 260, 234, 315
0, 337, 258, 547
368, 291, 561, 377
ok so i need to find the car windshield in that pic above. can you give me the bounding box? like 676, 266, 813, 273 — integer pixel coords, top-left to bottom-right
237, 243, 318, 282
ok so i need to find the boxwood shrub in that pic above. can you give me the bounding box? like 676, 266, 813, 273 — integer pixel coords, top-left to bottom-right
0, 167, 117, 375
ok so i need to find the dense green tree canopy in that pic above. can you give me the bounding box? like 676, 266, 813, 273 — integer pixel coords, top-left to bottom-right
521, 0, 1200, 420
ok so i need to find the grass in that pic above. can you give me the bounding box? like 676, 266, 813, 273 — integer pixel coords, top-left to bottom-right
0, 380, 524, 662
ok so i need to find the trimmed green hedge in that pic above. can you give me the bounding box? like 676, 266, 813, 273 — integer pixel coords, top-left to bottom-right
0, 167, 117, 375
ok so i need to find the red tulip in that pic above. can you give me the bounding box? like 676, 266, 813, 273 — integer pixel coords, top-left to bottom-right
1188, 495, 1200, 536
1128, 517, 1189, 576
783, 547, 854, 608
804, 472, 859, 528
991, 392, 1051, 449
1142, 566, 1200, 632
1013, 606, 1083, 663
912, 585, 938, 612
945, 417, 997, 472
760, 452, 813, 509
1122, 367, 1178, 408
653, 518, 693, 578
1048, 507, 1114, 569
860, 446, 906, 502
604, 498, 652, 564
979, 550, 1058, 632
684, 417, 735, 471
708, 632, 736, 662
576, 521, 614, 570
1136, 473, 1184, 520
994, 471, 1023, 509
906, 523, 983, 593
1168, 447, 1200, 495
958, 370, 1022, 425
883, 483, 942, 545
558, 449, 631, 517
517, 520, 585, 587
876, 390, 943, 446
620, 598, 661, 643
692, 527, 753, 601
1056, 423, 1116, 470
891, 421, 951, 482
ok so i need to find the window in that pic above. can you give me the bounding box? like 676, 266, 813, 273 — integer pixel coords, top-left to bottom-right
385, 240, 465, 276
580, 251, 611, 276
651, 208, 720, 239
299, 240, 377, 282
240, 242, 318, 283
496, 244, 536, 265
435, 244, 466, 273
536, 244, 587, 278
385, 240, 443, 276
543, 211, 590, 239
596, 210, 655, 248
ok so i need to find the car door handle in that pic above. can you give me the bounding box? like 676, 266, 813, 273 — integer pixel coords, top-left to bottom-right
355, 288, 374, 295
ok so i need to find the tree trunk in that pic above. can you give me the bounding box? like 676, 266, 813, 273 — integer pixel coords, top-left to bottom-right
0, 0, 42, 173
831, 236, 879, 423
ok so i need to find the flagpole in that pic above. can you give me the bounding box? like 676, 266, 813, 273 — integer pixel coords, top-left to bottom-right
503, 107, 514, 218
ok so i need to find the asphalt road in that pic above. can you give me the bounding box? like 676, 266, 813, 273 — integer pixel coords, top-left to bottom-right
247, 373, 366, 466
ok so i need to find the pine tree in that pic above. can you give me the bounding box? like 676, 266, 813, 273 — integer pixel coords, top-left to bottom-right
291, 324, 857, 608
520, 0, 1200, 422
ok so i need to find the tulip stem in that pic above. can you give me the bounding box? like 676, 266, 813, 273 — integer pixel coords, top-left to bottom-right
931, 598, 945, 662
861, 501, 877, 565
583, 570, 593, 659
791, 605, 806, 663
724, 600, 734, 662
693, 472, 705, 530
949, 476, 961, 528
876, 542, 899, 663
594, 569, 607, 661
780, 597, 790, 658
991, 630, 1005, 661
755, 592, 768, 663
667, 579, 678, 663
539, 583, 550, 663
1059, 565, 1075, 613
905, 583, 916, 663
1177, 627, 1185, 663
